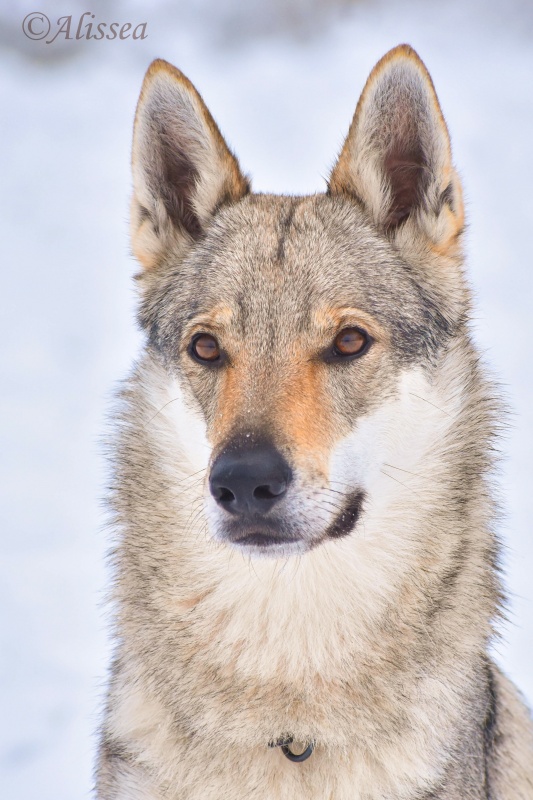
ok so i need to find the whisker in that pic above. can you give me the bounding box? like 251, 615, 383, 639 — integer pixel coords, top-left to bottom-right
314, 499, 346, 514
320, 486, 348, 497
380, 469, 422, 498
177, 493, 207, 512
328, 480, 358, 490
383, 463, 422, 478
144, 397, 183, 428
408, 392, 451, 417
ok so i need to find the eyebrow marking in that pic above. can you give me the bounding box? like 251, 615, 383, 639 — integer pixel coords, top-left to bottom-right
312, 306, 387, 343
184, 305, 235, 335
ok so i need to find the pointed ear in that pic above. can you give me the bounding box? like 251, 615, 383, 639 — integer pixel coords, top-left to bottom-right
131, 59, 250, 269
329, 45, 464, 257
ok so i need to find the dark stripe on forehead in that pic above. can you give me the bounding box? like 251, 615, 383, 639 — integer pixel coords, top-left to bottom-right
276, 200, 301, 263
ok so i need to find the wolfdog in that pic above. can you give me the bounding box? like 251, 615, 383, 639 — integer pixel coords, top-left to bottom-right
96, 45, 533, 798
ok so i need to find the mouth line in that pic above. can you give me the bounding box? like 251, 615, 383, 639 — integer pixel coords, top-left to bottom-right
220, 490, 365, 554
322, 490, 365, 541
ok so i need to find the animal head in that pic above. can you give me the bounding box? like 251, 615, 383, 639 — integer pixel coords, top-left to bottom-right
129, 45, 472, 558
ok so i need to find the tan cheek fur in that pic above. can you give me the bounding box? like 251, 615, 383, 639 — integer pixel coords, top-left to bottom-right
277, 361, 334, 478
207, 310, 382, 484
206, 355, 248, 446
205, 344, 337, 483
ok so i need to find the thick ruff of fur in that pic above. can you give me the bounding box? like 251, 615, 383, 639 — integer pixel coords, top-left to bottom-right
96, 46, 533, 799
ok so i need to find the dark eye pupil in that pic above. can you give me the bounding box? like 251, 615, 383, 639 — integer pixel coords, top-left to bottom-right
334, 328, 367, 356
193, 334, 220, 362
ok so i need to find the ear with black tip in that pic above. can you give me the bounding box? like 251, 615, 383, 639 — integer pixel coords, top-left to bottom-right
131, 59, 250, 268
328, 45, 464, 256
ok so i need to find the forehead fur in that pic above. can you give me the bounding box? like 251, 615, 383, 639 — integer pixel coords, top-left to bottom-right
139, 193, 462, 363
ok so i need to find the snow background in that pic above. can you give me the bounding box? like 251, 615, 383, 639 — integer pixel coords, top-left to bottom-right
1, 1, 532, 797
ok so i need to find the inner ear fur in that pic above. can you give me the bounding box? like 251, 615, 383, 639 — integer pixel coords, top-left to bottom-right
329, 44, 464, 255
131, 59, 250, 269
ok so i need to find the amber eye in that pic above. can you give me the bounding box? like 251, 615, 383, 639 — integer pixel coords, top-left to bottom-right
190, 333, 221, 363
332, 327, 370, 358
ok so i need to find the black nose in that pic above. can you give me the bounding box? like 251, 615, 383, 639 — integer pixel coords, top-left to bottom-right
209, 443, 292, 516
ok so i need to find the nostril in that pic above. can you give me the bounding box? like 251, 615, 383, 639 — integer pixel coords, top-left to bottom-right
253, 482, 287, 501
209, 442, 292, 515
217, 487, 235, 503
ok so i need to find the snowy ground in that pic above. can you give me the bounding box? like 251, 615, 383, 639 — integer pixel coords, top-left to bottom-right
1, 1, 532, 797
